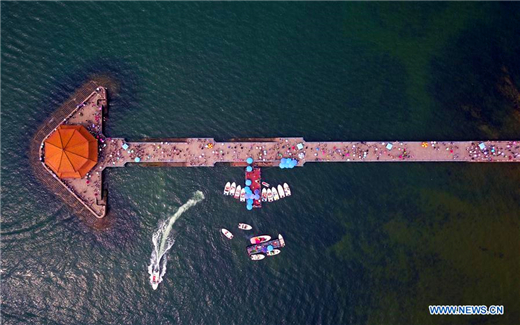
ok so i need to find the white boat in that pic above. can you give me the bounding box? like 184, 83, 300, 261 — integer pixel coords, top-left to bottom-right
267, 189, 273, 202
240, 188, 246, 202
223, 182, 231, 195
229, 182, 236, 196
266, 249, 281, 257
250, 235, 271, 244
150, 264, 160, 290
238, 223, 252, 230
261, 181, 270, 187
250, 254, 265, 261
283, 183, 291, 197
277, 185, 285, 199
221, 228, 233, 239
278, 234, 286, 247
272, 187, 279, 201
261, 188, 267, 202
234, 185, 241, 199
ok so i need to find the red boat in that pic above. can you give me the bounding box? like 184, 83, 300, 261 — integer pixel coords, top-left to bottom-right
250, 235, 271, 244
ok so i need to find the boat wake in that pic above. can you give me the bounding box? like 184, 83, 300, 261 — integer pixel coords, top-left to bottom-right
148, 190, 205, 290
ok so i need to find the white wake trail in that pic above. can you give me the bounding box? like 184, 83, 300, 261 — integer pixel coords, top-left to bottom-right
148, 191, 205, 289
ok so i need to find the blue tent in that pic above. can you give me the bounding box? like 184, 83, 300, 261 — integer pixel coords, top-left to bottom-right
134, 157, 141, 162
246, 157, 253, 164
267, 245, 273, 252
246, 166, 252, 172
122, 143, 129, 150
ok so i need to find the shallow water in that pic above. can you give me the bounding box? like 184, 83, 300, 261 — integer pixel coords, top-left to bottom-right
2, 2, 520, 324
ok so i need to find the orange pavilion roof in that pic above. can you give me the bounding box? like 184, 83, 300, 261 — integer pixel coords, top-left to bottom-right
44, 125, 98, 178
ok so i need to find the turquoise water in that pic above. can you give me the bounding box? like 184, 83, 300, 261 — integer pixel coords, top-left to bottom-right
2, 2, 520, 324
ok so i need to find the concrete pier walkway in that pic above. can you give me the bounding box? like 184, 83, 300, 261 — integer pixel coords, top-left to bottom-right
37, 86, 520, 219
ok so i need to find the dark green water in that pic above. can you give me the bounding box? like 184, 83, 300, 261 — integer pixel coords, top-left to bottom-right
2, 2, 520, 324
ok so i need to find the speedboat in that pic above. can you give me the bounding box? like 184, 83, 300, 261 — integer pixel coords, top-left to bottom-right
272, 187, 279, 201
240, 188, 246, 202
229, 182, 236, 196
267, 189, 273, 202
261, 188, 267, 202
150, 264, 160, 290
250, 254, 265, 261
234, 185, 241, 199
223, 182, 231, 195
277, 185, 285, 199
266, 249, 281, 257
261, 181, 270, 187
221, 228, 233, 239
250, 235, 271, 244
283, 183, 291, 197
278, 234, 286, 247
238, 223, 252, 230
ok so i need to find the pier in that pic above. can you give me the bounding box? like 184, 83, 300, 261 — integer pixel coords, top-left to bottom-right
34, 84, 520, 219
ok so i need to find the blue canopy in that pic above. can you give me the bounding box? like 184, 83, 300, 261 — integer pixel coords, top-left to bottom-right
267, 245, 273, 252
254, 194, 260, 200
247, 199, 253, 204
244, 186, 251, 192
246, 157, 253, 164
245, 179, 252, 186
134, 157, 141, 162
246, 166, 252, 172
246, 205, 253, 211
122, 143, 129, 150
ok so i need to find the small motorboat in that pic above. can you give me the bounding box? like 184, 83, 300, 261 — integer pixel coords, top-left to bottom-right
278, 234, 286, 247
240, 188, 246, 202
267, 188, 273, 202
238, 223, 252, 230
150, 264, 160, 290
261, 188, 267, 202
234, 185, 241, 199
221, 228, 233, 239
223, 182, 231, 195
250, 254, 265, 261
283, 183, 291, 197
229, 182, 236, 196
277, 185, 285, 199
261, 181, 270, 187
266, 249, 281, 257
272, 187, 279, 201
250, 235, 271, 244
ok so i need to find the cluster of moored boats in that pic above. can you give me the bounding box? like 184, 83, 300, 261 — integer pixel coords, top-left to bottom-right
223, 182, 291, 202
221, 224, 286, 261
261, 182, 291, 202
